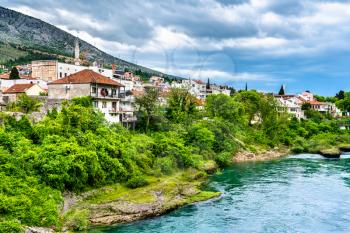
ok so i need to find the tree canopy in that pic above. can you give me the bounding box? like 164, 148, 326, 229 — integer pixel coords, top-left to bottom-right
9, 66, 20, 79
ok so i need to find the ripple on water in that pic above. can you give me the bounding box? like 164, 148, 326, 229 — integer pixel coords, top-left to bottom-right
95, 154, 350, 233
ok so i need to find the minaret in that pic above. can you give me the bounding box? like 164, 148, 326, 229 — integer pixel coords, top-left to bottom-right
74, 37, 80, 66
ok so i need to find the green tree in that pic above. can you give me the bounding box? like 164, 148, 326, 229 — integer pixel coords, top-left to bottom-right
278, 85, 285, 95
189, 124, 215, 153
336, 92, 350, 112
166, 88, 198, 123
336, 90, 345, 100
205, 94, 245, 124
135, 87, 160, 132
301, 102, 312, 111
9, 66, 20, 79
7, 94, 42, 113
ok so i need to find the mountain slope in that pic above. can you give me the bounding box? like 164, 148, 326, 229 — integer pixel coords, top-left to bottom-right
0, 6, 179, 79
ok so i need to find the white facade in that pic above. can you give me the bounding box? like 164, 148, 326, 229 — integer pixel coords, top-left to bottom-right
276, 96, 305, 119
48, 82, 122, 123
171, 79, 230, 100
57, 62, 113, 79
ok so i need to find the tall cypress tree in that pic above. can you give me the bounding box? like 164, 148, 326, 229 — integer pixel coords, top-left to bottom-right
278, 85, 285, 95
245, 82, 248, 91
9, 67, 20, 80
206, 78, 210, 89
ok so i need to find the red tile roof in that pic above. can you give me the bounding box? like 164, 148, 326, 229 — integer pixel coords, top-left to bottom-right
0, 73, 9, 79
3, 83, 34, 94
194, 80, 205, 84
309, 100, 326, 105
0, 73, 37, 80
48, 69, 124, 87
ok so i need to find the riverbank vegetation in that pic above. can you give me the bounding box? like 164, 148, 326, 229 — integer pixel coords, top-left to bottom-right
1, 89, 349, 232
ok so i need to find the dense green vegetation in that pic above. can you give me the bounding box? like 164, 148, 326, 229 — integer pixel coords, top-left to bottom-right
6, 94, 42, 114
0, 43, 64, 67
0, 89, 349, 232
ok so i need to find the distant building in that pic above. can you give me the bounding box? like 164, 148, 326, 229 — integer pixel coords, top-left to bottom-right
3, 83, 46, 102
31, 60, 114, 82
274, 94, 305, 119
0, 76, 47, 92
274, 91, 342, 119
171, 79, 230, 100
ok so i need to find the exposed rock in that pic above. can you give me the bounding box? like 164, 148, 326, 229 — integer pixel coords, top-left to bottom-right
320, 148, 341, 158
25, 227, 53, 233
201, 160, 218, 174
339, 144, 350, 152
233, 148, 289, 162
65, 179, 221, 227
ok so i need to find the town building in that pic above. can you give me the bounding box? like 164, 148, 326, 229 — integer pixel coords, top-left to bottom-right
274, 94, 305, 119
275, 90, 342, 119
48, 69, 129, 123
3, 83, 46, 102
0, 76, 47, 92
31, 60, 114, 82
31, 38, 113, 82
171, 79, 231, 100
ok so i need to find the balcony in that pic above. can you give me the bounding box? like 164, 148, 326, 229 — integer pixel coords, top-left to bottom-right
109, 108, 123, 113
122, 116, 137, 122
91, 92, 120, 100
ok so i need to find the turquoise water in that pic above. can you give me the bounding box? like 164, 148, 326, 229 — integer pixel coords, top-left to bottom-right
95, 154, 350, 233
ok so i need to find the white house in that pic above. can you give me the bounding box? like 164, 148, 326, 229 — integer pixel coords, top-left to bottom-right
48, 69, 128, 123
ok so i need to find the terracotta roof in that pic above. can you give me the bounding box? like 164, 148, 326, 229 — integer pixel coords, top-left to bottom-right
309, 100, 326, 105
0, 73, 37, 80
131, 90, 145, 96
194, 80, 205, 84
0, 73, 9, 79
4, 83, 34, 94
48, 69, 124, 87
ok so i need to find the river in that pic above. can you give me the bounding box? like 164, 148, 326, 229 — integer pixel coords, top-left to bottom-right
94, 154, 350, 233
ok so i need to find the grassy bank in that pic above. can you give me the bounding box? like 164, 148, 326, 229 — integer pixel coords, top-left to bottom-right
62, 169, 220, 231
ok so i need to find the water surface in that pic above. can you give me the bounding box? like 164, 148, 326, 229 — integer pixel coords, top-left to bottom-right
95, 154, 350, 233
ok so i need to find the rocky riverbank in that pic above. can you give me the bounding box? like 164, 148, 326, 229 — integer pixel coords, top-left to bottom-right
233, 148, 290, 163
60, 169, 220, 231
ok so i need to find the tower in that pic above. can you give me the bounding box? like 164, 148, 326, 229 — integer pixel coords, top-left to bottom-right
74, 37, 80, 66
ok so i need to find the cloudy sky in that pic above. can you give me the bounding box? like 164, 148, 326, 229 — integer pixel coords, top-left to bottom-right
1, 0, 350, 95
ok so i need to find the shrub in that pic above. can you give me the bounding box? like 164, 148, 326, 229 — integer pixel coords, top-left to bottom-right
291, 146, 305, 154
64, 209, 89, 232
126, 176, 149, 189
153, 157, 175, 175
0, 219, 22, 233
215, 152, 232, 167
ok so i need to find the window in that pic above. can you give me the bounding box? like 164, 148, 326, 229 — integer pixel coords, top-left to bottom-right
112, 88, 117, 96
92, 86, 97, 93
59, 72, 62, 78
93, 101, 98, 108
102, 101, 107, 108
64, 73, 67, 77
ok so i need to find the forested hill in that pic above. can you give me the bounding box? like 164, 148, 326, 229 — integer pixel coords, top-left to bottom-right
0, 6, 180, 79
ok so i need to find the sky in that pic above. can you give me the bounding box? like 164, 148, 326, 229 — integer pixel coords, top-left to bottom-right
1, 0, 350, 96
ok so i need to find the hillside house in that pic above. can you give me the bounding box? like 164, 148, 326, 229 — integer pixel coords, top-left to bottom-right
47, 69, 132, 123
3, 83, 46, 102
